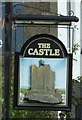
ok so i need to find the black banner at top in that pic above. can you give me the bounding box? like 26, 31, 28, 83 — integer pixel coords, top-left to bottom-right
20, 34, 67, 58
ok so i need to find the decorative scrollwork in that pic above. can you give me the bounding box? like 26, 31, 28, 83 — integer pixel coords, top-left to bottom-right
12, 4, 24, 16
15, 9, 22, 15
68, 10, 74, 16
12, 3, 61, 17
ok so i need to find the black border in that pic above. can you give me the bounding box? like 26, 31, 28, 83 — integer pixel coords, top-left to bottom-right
14, 34, 72, 111
20, 34, 68, 57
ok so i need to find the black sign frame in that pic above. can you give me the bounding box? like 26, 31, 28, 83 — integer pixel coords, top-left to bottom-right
14, 34, 72, 111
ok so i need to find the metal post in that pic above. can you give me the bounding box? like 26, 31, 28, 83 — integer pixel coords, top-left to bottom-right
0, 2, 2, 120
80, 2, 82, 78
4, 2, 12, 119
80, 1, 82, 120
67, 1, 71, 53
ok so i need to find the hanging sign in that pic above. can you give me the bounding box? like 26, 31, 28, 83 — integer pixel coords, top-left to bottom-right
14, 34, 72, 111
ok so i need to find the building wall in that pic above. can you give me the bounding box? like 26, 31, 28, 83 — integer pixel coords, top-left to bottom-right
24, 2, 58, 39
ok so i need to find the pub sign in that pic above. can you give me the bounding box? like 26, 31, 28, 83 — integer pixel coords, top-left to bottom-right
14, 34, 72, 111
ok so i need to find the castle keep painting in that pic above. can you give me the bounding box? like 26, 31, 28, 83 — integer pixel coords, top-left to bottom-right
19, 58, 67, 106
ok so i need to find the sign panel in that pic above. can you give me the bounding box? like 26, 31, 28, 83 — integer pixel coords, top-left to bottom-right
14, 34, 72, 111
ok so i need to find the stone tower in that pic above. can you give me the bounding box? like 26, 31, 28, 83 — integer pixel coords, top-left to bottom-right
31, 60, 55, 90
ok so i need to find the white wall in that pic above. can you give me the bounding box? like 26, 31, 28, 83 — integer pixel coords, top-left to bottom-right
71, 2, 80, 79
58, 0, 67, 49
58, 0, 81, 79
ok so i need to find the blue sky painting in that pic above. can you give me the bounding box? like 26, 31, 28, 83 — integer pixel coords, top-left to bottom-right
20, 57, 67, 90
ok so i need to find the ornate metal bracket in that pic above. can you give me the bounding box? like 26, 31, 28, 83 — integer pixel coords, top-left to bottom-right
68, 10, 74, 16
12, 4, 25, 16
12, 3, 60, 17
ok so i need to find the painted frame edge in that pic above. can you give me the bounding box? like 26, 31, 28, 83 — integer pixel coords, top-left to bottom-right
14, 52, 72, 111
14, 52, 19, 109
67, 54, 73, 109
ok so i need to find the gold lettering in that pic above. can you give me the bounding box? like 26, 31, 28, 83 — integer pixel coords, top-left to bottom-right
47, 43, 50, 48
33, 49, 39, 55
44, 49, 49, 56
28, 48, 34, 55
39, 49, 44, 55
28, 48, 60, 56
55, 49, 60, 56
38, 43, 42, 48
50, 49, 55, 56
38, 43, 51, 48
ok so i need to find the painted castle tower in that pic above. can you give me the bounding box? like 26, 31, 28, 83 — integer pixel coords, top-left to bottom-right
24, 60, 62, 104
31, 60, 55, 90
